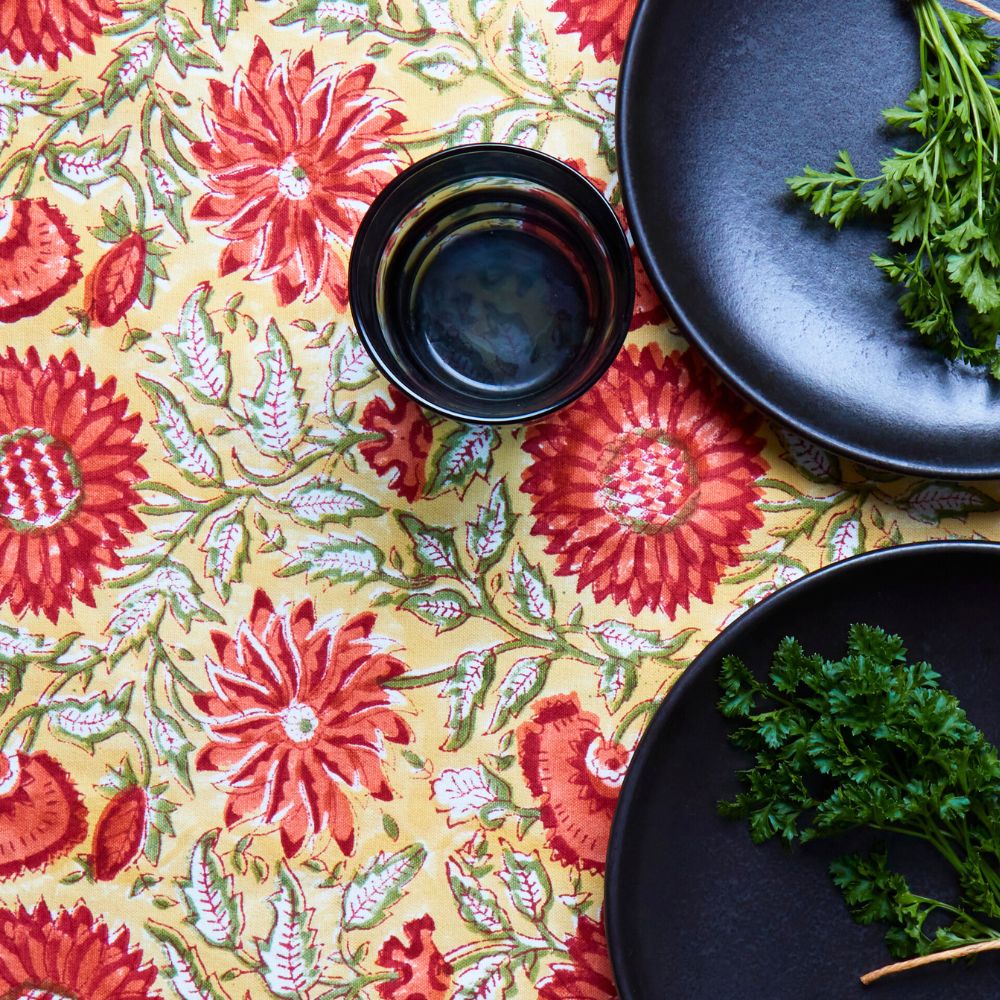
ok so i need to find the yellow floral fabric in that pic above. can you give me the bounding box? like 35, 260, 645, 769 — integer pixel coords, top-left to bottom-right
0, 2, 997, 999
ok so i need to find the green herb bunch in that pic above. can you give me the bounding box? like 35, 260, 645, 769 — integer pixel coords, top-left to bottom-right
719, 625, 1000, 979
788, 1, 1000, 375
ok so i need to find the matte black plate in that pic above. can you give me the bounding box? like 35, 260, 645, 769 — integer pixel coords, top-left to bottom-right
606, 542, 1000, 999
617, 1, 1000, 478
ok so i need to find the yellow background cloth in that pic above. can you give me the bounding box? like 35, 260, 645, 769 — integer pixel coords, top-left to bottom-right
0, 2, 993, 998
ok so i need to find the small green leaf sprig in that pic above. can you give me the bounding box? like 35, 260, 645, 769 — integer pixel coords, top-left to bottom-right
789, 1, 1000, 375
719, 624, 1000, 984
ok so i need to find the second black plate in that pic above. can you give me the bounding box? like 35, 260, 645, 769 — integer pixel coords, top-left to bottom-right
606, 541, 1000, 998
618, 0, 1000, 478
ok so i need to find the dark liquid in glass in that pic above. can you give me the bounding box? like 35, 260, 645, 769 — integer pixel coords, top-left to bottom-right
409, 228, 591, 397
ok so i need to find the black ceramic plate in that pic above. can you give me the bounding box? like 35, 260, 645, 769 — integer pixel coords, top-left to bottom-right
618, 1, 1000, 478
606, 541, 1000, 999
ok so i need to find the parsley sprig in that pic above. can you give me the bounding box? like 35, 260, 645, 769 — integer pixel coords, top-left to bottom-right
719, 625, 1000, 984
788, 1, 1000, 375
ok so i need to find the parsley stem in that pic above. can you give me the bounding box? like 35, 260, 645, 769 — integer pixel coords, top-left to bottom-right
860, 936, 1000, 986
951, 0, 1000, 24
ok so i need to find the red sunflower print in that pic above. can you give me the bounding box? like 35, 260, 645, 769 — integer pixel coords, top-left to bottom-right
0, 198, 82, 323
538, 917, 617, 1000
359, 387, 433, 502
195, 589, 412, 857
549, 0, 635, 63
0, 0, 122, 70
521, 344, 766, 618
375, 915, 453, 1000
0, 348, 146, 622
0, 900, 159, 998
191, 37, 406, 308
563, 159, 666, 331
518, 694, 629, 874
0, 751, 87, 881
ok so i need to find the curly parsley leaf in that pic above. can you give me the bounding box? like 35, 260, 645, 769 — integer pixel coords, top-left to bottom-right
789, 1, 1000, 375
719, 624, 1000, 969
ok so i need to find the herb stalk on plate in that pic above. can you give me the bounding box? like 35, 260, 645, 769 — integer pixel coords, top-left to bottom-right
788, 0, 1000, 375
719, 625, 1000, 985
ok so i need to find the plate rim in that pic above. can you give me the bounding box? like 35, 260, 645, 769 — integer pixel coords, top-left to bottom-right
615, 1, 1000, 480
603, 538, 1000, 998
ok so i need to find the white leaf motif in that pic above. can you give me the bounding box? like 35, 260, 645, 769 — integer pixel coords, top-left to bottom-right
317, 0, 370, 24
402, 45, 477, 84
182, 831, 243, 947
417, 0, 457, 29
342, 845, 426, 930
433, 767, 494, 822
244, 320, 306, 457
140, 377, 223, 485
827, 516, 863, 562
258, 864, 320, 997
168, 284, 231, 404
161, 940, 215, 1000
120, 40, 157, 85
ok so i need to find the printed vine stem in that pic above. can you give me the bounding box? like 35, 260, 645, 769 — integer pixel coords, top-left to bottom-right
122, 718, 153, 786
145, 636, 202, 732
114, 488, 240, 589
121, 429, 368, 590
150, 633, 201, 697
372, 21, 436, 42
0, 704, 47, 752
105, 0, 169, 34
315, 970, 397, 1000
0, 645, 109, 752
0, 91, 103, 197
444, 940, 513, 970
444, 934, 566, 973
395, 20, 608, 150
728, 483, 861, 586
612, 698, 662, 744
0, 699, 152, 786
231, 434, 379, 487
113, 161, 149, 229
380, 558, 604, 667
139, 81, 200, 179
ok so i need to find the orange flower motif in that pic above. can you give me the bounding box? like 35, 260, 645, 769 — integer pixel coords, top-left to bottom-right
0, 901, 159, 998
0, 198, 82, 323
191, 37, 407, 308
375, 915, 453, 1000
538, 917, 617, 1000
0, 751, 87, 881
359, 387, 434, 502
0, 348, 146, 622
195, 590, 412, 857
84, 232, 147, 327
518, 694, 629, 874
521, 344, 766, 618
0, 0, 122, 70
549, 0, 635, 63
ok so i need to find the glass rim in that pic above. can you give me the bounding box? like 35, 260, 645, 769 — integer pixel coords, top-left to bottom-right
348, 143, 635, 425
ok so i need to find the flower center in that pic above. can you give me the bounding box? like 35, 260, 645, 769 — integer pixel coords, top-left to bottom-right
276, 155, 311, 200
584, 737, 629, 795
598, 428, 699, 533
281, 701, 319, 744
0, 428, 82, 532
